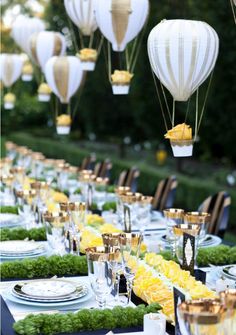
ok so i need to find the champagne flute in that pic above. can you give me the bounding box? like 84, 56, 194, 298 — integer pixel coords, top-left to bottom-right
163, 208, 184, 257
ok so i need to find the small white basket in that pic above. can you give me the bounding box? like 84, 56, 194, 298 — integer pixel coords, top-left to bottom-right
81, 61, 96, 71
112, 84, 130, 95
56, 126, 71, 135
22, 74, 33, 82
4, 102, 14, 110
170, 140, 193, 157
38, 94, 50, 102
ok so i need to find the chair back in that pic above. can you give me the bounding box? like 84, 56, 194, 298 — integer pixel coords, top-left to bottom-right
80, 154, 96, 171
152, 176, 178, 211
125, 167, 140, 193
117, 170, 127, 187
198, 191, 231, 237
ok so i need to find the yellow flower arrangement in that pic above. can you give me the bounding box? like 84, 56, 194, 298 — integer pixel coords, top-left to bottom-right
56, 114, 72, 127
4, 93, 16, 103
78, 48, 97, 62
38, 83, 52, 95
164, 123, 192, 141
111, 70, 133, 85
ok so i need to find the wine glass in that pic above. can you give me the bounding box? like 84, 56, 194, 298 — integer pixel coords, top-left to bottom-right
219, 289, 236, 334
184, 212, 210, 244
163, 208, 184, 257
43, 212, 68, 255
85, 246, 118, 308
102, 233, 124, 305
178, 299, 227, 335
119, 233, 142, 304
136, 196, 153, 238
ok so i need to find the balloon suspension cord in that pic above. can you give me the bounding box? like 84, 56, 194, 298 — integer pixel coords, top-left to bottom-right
71, 72, 87, 121
96, 35, 104, 56
230, 0, 236, 24
89, 32, 94, 49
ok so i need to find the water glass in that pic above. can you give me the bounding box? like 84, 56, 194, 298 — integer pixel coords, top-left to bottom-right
86, 246, 118, 308
220, 289, 236, 334
178, 299, 227, 335
184, 212, 210, 243
163, 208, 184, 257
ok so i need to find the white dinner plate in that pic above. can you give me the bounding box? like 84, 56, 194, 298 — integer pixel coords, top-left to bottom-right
0, 213, 20, 227
0, 241, 43, 254
4, 285, 94, 308
222, 265, 236, 281
21, 279, 77, 298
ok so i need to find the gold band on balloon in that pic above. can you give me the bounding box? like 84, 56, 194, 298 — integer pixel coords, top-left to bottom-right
53, 34, 63, 56
4, 57, 14, 87
30, 33, 39, 65
111, 0, 131, 48
53, 57, 69, 103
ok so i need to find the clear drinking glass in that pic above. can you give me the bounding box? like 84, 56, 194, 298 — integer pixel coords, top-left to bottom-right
178, 299, 227, 335
219, 289, 236, 334
86, 246, 117, 308
119, 233, 142, 305
163, 208, 184, 257
184, 212, 210, 243
136, 196, 153, 237
43, 212, 68, 255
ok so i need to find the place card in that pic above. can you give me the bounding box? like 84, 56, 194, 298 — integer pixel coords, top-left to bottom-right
124, 205, 131, 232
182, 233, 195, 275
174, 287, 185, 335
194, 269, 206, 284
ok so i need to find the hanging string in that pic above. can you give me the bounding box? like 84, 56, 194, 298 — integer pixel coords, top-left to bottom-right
159, 82, 172, 124
89, 32, 94, 49
72, 73, 87, 120
151, 69, 169, 132
172, 99, 175, 127
97, 35, 104, 56
78, 29, 85, 50
128, 37, 138, 71
107, 41, 112, 83
197, 71, 214, 134
230, 0, 236, 24
67, 101, 71, 116
125, 48, 130, 72
194, 89, 199, 141
55, 96, 59, 123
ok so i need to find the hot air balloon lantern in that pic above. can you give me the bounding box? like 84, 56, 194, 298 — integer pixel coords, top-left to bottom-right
0, 53, 23, 109
148, 19, 219, 157
11, 16, 45, 55
44, 56, 83, 135
21, 61, 34, 81
95, 0, 149, 95
64, 0, 101, 71
28, 31, 66, 102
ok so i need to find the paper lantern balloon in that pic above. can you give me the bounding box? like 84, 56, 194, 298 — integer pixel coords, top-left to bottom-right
44, 56, 83, 103
29, 31, 66, 71
0, 54, 23, 87
64, 0, 97, 36
95, 0, 149, 51
11, 16, 45, 54
147, 19, 219, 102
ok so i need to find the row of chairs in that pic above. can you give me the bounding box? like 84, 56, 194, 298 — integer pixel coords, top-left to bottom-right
79, 156, 231, 238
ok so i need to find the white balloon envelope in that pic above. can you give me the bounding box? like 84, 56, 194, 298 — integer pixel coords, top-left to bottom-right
11, 16, 45, 54
0, 53, 23, 87
147, 19, 219, 102
64, 0, 98, 36
95, 0, 149, 51
29, 31, 66, 72
44, 56, 83, 103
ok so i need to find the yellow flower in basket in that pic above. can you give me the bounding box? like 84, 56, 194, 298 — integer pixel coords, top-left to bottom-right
4, 93, 16, 103
164, 123, 192, 140
56, 114, 72, 127
111, 70, 133, 85
52, 191, 68, 203
78, 48, 97, 62
38, 83, 51, 95
99, 223, 121, 234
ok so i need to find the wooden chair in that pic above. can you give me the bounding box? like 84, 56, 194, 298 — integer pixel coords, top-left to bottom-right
80, 154, 96, 171
198, 191, 231, 237
152, 176, 178, 211
117, 167, 140, 192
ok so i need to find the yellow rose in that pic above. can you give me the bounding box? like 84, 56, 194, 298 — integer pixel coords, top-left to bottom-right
56, 114, 72, 126
164, 123, 192, 140
78, 48, 97, 61
111, 70, 133, 84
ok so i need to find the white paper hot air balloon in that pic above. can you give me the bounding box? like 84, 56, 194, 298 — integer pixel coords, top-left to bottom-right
147, 19, 219, 157
64, 0, 97, 36
0, 54, 23, 109
148, 19, 219, 102
11, 16, 45, 54
44, 56, 83, 104
95, 0, 149, 52
29, 31, 66, 72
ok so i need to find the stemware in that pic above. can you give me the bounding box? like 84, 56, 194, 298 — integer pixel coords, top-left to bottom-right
173, 223, 201, 267
85, 246, 118, 308
184, 212, 210, 243
178, 299, 227, 335
163, 208, 184, 257
119, 192, 142, 232
43, 211, 68, 255
102, 233, 123, 305
119, 233, 142, 304
93, 177, 109, 209
219, 289, 236, 333
136, 196, 153, 237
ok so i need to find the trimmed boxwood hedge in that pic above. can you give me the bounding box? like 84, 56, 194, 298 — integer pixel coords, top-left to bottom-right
8, 132, 236, 228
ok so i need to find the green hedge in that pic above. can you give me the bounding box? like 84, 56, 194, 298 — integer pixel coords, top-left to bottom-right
8, 132, 236, 228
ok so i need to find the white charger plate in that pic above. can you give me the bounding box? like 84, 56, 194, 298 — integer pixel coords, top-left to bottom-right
222, 265, 236, 281
3, 286, 93, 307
0, 241, 43, 254
0, 213, 20, 228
